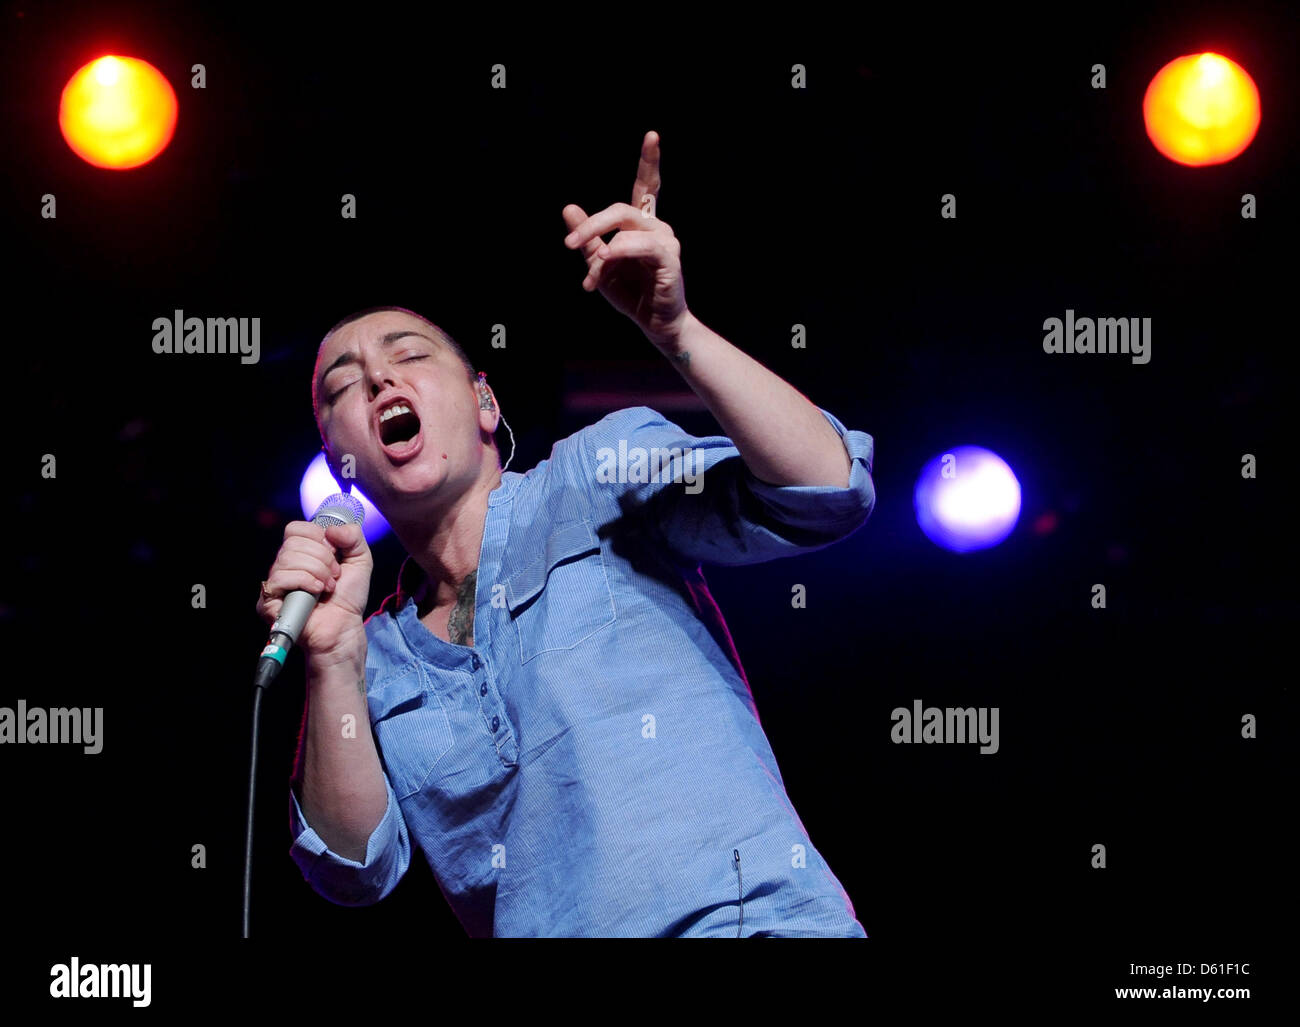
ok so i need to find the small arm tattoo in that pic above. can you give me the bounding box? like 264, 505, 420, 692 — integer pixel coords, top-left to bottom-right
671, 349, 690, 368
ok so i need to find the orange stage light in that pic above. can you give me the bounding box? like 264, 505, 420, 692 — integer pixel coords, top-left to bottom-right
1143, 52, 1260, 166
59, 55, 178, 170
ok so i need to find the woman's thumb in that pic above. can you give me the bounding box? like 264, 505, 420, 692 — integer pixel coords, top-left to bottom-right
325, 521, 368, 557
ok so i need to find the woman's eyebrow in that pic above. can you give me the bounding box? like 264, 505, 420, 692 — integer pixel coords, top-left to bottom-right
316, 331, 440, 394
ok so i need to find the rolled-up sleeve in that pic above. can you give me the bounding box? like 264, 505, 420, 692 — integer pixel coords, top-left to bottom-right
574, 405, 875, 567
288, 774, 412, 906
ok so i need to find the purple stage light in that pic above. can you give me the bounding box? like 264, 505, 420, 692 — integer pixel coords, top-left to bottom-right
914, 446, 1021, 553
299, 452, 390, 544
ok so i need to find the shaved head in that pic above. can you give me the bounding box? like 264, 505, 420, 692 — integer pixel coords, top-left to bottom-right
311, 305, 501, 508
312, 305, 477, 436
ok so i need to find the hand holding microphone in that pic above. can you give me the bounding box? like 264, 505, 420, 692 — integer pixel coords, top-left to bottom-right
254, 494, 371, 687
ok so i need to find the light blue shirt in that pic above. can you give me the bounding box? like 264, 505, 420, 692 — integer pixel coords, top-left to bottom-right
289, 405, 876, 936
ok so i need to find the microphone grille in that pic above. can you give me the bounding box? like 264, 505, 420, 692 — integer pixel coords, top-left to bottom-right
311, 492, 366, 528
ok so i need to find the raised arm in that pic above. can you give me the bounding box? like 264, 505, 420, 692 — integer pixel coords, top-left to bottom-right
561, 129, 852, 489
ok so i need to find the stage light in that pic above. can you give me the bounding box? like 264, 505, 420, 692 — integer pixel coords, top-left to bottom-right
59, 55, 178, 169
1143, 52, 1260, 166
914, 446, 1021, 553
300, 452, 391, 545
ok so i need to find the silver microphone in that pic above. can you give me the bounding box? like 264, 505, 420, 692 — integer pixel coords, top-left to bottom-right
254, 493, 365, 689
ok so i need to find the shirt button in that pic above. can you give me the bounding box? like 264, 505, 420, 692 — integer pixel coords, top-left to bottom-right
491, 715, 500, 732
479, 682, 488, 696
471, 654, 481, 670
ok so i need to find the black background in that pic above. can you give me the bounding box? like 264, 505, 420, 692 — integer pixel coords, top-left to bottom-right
1, 0, 1291, 1012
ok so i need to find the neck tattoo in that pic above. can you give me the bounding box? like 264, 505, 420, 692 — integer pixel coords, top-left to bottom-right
447, 569, 478, 647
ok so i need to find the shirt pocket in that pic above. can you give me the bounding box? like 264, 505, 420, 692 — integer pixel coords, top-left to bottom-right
503, 517, 617, 664
368, 664, 455, 800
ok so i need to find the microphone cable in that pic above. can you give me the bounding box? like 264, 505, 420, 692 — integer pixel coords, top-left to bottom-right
734, 848, 743, 937
242, 685, 264, 938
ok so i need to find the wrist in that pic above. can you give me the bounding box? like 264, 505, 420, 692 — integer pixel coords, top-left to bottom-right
649, 309, 697, 355
306, 629, 368, 675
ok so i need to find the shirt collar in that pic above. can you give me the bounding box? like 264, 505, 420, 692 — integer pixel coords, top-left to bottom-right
392, 470, 522, 610
394, 553, 428, 611
488, 469, 522, 507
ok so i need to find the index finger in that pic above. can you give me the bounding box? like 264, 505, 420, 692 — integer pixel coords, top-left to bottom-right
631, 130, 661, 214
285, 520, 328, 544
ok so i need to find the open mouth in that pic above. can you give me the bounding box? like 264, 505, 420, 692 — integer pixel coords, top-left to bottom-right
378, 405, 424, 460
379, 408, 421, 446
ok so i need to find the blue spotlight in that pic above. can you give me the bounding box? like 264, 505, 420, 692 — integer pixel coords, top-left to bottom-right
914, 446, 1021, 553
299, 451, 390, 544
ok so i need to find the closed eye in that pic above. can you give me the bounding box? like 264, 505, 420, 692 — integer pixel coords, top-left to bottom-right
327, 355, 428, 402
